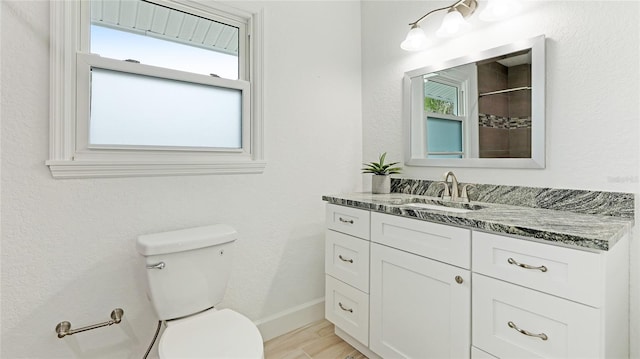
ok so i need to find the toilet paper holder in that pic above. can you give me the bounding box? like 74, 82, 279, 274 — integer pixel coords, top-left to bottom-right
55, 308, 124, 338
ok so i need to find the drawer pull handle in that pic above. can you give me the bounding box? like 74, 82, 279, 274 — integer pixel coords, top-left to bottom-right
338, 255, 354, 263
146, 262, 165, 270
508, 321, 548, 341
338, 302, 353, 313
338, 217, 354, 224
507, 257, 548, 272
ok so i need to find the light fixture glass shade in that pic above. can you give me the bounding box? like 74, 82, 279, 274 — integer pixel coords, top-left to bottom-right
479, 0, 522, 22
401, 25, 430, 51
436, 10, 470, 38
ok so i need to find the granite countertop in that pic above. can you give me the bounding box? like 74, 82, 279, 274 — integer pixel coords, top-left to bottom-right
322, 192, 634, 251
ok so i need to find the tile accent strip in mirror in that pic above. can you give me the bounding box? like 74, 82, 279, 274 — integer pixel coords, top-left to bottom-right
390, 178, 634, 219
479, 114, 531, 129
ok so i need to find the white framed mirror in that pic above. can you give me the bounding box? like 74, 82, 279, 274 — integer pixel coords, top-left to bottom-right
403, 35, 545, 168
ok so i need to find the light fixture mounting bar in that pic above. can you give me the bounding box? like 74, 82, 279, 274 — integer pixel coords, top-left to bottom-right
408, 0, 478, 26
408, 4, 451, 26
452, 0, 478, 18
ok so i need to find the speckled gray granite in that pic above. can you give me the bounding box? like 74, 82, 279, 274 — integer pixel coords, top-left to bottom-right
322, 190, 634, 251
391, 178, 634, 219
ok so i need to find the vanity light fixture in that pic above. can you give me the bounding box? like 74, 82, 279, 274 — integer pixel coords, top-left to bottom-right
401, 0, 478, 51
479, 0, 522, 22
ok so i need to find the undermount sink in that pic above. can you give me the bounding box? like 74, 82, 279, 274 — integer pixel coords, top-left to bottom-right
372, 196, 484, 213
398, 198, 485, 213
404, 202, 473, 213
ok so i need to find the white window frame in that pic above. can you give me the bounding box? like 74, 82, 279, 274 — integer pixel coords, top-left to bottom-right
408, 65, 477, 160
424, 77, 466, 158
47, 0, 264, 178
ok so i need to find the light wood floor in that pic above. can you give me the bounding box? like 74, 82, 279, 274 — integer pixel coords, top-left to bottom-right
264, 319, 368, 359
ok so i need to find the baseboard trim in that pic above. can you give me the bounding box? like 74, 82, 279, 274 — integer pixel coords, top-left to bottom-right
254, 297, 325, 342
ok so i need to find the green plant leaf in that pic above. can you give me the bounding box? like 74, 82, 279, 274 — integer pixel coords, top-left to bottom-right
361, 152, 402, 175
378, 152, 387, 167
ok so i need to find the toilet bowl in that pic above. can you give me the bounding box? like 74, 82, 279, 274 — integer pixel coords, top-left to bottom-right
136, 224, 264, 358
160, 308, 264, 359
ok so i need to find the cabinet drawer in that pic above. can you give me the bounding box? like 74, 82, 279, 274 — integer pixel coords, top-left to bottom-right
325, 230, 370, 292
371, 212, 471, 269
472, 231, 603, 307
326, 204, 370, 239
325, 275, 369, 346
472, 274, 601, 359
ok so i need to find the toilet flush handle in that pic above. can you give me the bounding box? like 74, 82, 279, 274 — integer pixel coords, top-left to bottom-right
146, 262, 165, 270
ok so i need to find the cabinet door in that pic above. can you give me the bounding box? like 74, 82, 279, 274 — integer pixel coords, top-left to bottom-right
370, 243, 471, 359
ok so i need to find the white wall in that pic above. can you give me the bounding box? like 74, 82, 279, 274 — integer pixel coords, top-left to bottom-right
362, 0, 640, 357
3, 0, 639, 357
0, 1, 362, 358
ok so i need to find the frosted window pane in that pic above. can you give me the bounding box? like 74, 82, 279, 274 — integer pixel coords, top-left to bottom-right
90, 68, 242, 148
426, 117, 462, 153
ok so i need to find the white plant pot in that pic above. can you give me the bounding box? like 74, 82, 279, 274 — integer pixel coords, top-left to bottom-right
372, 175, 391, 194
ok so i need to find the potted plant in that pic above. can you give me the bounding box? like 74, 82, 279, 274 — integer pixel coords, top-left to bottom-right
362, 152, 402, 194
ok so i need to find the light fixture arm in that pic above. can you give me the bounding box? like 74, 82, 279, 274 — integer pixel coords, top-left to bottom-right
408, 4, 452, 26
408, 0, 478, 26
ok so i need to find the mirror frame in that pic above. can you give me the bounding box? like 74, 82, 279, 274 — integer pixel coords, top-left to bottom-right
403, 35, 546, 169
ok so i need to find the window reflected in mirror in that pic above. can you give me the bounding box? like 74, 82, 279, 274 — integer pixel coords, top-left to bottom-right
424, 76, 464, 158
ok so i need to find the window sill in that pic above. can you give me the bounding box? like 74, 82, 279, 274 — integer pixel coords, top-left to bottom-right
46, 159, 267, 178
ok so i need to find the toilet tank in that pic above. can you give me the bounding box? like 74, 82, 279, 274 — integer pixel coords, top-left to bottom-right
136, 224, 237, 320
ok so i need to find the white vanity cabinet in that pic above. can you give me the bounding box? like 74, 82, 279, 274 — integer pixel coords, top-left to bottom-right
324, 204, 629, 359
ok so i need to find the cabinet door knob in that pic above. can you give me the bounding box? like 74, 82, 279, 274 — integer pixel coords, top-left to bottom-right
455, 275, 463, 284
338, 217, 354, 224
338, 255, 354, 263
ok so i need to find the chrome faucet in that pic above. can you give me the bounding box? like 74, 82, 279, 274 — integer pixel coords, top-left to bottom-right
437, 171, 474, 202
443, 171, 460, 201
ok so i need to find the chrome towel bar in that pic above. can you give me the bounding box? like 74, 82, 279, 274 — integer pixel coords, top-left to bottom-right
55, 308, 124, 338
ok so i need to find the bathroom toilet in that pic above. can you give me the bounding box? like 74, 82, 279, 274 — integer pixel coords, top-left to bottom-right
136, 224, 264, 359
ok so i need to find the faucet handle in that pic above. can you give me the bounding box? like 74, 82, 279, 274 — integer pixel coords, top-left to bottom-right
435, 181, 451, 200
460, 184, 476, 203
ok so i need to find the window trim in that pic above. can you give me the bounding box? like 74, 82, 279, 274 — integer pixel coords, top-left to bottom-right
407, 63, 477, 161
424, 76, 467, 158
75, 53, 251, 155
47, 0, 264, 178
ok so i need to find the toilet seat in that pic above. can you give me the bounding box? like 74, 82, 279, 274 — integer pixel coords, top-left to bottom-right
159, 308, 264, 359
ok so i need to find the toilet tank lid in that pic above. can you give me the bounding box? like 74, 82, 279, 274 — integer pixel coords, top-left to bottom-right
136, 224, 237, 256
